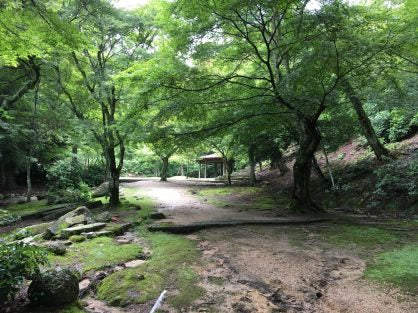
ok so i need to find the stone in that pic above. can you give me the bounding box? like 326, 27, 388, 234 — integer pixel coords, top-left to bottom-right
44, 242, 66, 255
92, 182, 109, 198
14, 222, 54, 240
108, 223, 132, 236
149, 212, 166, 219
124, 259, 146, 268
43, 206, 93, 239
80, 230, 112, 239
79, 279, 90, 290
28, 268, 79, 305
59, 223, 107, 239
95, 211, 112, 223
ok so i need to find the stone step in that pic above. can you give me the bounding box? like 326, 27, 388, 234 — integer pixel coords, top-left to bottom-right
59, 223, 107, 239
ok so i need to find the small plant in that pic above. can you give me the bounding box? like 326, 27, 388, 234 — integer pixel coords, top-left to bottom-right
0, 243, 48, 303
0, 209, 21, 227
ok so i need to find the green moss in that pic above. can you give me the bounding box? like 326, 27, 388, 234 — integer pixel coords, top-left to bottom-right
69, 235, 86, 243
119, 187, 154, 219
320, 225, 400, 248
4, 199, 49, 215
97, 231, 203, 310
365, 245, 418, 293
49, 237, 141, 273
197, 186, 260, 197
207, 276, 225, 286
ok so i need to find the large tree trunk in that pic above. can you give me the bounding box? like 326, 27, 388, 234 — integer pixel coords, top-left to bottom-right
270, 148, 289, 176
26, 149, 32, 202
312, 155, 326, 185
160, 156, 169, 182
226, 159, 234, 186
107, 146, 120, 206
290, 116, 323, 213
342, 80, 390, 161
248, 144, 256, 186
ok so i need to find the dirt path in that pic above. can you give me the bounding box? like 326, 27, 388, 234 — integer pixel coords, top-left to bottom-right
126, 180, 417, 313
187, 226, 417, 313
126, 180, 278, 224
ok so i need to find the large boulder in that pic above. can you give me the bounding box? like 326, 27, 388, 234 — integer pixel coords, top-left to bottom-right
92, 182, 109, 198
43, 206, 93, 239
95, 211, 112, 223
59, 222, 107, 239
28, 268, 80, 305
14, 222, 54, 240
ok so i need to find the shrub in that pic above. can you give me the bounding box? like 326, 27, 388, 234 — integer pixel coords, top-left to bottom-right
374, 158, 418, 199
0, 243, 48, 303
388, 109, 410, 142
46, 157, 91, 204
82, 163, 106, 187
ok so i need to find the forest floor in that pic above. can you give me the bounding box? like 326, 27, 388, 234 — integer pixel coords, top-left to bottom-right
129, 180, 418, 313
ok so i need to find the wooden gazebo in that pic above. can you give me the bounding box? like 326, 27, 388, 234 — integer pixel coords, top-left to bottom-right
197, 153, 226, 178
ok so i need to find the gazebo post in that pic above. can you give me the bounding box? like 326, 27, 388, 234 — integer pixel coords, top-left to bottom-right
198, 162, 201, 178
204, 161, 207, 179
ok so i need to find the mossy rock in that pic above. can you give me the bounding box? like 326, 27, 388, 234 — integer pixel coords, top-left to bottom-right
69, 235, 86, 243
28, 268, 79, 305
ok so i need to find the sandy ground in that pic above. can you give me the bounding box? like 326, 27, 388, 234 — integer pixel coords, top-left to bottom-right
124, 180, 417, 313
125, 180, 278, 224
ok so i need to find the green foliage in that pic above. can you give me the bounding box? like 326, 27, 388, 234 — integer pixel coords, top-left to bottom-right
0, 209, 21, 227
0, 243, 48, 303
374, 158, 418, 198
81, 163, 106, 187
46, 157, 90, 203
365, 245, 418, 293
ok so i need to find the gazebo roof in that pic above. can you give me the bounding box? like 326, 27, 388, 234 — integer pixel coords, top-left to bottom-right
197, 153, 224, 163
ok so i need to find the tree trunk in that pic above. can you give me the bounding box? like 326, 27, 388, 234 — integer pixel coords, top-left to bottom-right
26, 149, 32, 202
248, 145, 256, 186
342, 80, 390, 161
270, 148, 289, 176
107, 147, 120, 206
312, 155, 326, 185
226, 159, 234, 186
290, 116, 323, 213
160, 156, 169, 182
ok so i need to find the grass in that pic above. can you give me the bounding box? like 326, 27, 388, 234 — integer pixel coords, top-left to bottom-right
97, 230, 204, 309
365, 244, 418, 293
4, 199, 49, 215
49, 236, 142, 273
319, 224, 401, 248
96, 187, 204, 310
196, 186, 278, 210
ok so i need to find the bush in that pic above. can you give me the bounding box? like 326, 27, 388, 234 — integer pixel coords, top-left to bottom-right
371, 109, 417, 143
0, 243, 48, 303
82, 163, 106, 187
388, 109, 411, 142
46, 157, 91, 204
373, 158, 418, 199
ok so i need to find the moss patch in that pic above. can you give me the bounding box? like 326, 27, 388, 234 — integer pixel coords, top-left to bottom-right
319, 224, 400, 248
4, 199, 48, 215
197, 186, 260, 197
97, 231, 204, 310
49, 237, 142, 273
365, 244, 418, 293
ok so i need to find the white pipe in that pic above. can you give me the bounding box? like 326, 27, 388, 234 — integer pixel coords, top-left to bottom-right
150, 290, 167, 313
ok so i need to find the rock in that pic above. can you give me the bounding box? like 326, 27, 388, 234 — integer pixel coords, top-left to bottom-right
80, 230, 112, 239
43, 207, 93, 239
14, 222, 54, 240
69, 235, 86, 243
124, 259, 146, 268
107, 223, 133, 236
92, 182, 109, 198
44, 242, 66, 255
149, 212, 166, 219
59, 223, 107, 239
28, 268, 79, 305
30, 196, 38, 201
79, 279, 90, 291
95, 211, 112, 223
